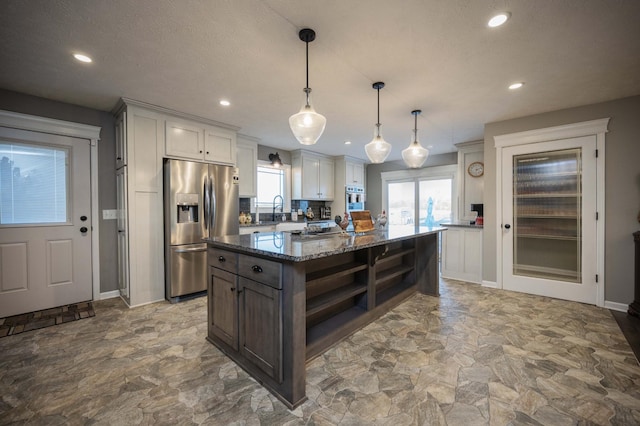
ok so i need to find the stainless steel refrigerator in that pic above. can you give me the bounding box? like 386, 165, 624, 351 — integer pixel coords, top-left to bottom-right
164, 159, 239, 302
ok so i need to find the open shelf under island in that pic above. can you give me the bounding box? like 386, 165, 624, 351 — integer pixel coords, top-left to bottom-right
204, 226, 445, 408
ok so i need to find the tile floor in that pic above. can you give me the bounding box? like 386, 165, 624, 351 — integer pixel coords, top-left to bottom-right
1, 279, 639, 425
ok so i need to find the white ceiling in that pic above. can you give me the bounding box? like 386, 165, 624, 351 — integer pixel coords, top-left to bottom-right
1, 0, 640, 162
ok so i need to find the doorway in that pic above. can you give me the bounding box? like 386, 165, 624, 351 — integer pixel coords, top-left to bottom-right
495, 119, 608, 306
385, 174, 454, 230
0, 112, 100, 317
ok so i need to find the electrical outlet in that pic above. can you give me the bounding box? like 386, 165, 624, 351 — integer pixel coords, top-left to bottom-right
102, 209, 117, 220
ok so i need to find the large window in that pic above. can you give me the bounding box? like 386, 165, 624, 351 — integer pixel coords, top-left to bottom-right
0, 142, 69, 225
255, 162, 291, 213
382, 165, 457, 231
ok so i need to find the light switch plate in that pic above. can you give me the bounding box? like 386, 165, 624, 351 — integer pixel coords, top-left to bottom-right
102, 209, 117, 220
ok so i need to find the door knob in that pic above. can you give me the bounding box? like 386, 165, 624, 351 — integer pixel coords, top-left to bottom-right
504, 224, 511, 229
80, 215, 87, 221
80, 227, 88, 233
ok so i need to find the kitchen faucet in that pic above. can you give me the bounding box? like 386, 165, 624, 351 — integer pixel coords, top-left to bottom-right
272, 195, 284, 221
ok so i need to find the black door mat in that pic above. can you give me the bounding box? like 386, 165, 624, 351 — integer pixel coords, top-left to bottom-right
0, 302, 95, 337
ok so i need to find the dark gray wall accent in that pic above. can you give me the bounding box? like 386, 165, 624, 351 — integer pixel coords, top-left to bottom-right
365, 152, 458, 215
0, 89, 117, 294
484, 95, 640, 304
257, 144, 291, 165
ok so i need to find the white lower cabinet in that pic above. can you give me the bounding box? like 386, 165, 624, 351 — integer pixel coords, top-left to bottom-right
239, 225, 276, 235
441, 226, 483, 284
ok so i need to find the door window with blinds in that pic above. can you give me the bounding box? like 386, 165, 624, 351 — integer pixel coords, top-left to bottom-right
0, 142, 70, 225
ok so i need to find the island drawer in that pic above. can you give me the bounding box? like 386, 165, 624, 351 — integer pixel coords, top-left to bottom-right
238, 254, 282, 289
209, 248, 238, 273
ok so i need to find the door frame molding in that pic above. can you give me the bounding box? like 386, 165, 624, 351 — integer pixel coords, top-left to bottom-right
0, 110, 101, 301
494, 118, 609, 307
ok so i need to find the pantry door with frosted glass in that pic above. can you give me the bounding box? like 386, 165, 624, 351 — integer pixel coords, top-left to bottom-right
0, 127, 92, 317
501, 135, 597, 304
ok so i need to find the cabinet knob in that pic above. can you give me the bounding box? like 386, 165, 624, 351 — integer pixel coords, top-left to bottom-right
116, 157, 122, 160
218, 256, 226, 262
206, 151, 209, 154
199, 150, 203, 154
251, 265, 263, 273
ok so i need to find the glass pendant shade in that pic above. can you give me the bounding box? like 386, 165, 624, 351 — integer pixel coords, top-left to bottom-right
290, 28, 326, 145
365, 82, 391, 163
402, 110, 429, 168
365, 125, 392, 164
289, 93, 326, 145
402, 130, 429, 168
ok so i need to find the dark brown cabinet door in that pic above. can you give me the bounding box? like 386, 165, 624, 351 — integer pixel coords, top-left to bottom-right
209, 267, 238, 350
238, 277, 282, 383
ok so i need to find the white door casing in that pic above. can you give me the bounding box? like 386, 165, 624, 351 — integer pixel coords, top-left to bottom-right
501, 136, 597, 304
0, 111, 100, 316
494, 118, 608, 307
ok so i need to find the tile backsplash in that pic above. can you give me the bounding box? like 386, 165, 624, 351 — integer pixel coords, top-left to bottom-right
239, 198, 331, 223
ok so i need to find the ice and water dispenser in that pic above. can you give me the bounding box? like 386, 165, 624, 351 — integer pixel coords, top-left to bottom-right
176, 193, 199, 223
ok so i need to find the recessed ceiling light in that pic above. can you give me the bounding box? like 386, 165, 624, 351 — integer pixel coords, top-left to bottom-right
219, 100, 230, 106
488, 12, 510, 28
344, 140, 351, 145
509, 82, 524, 90
73, 53, 92, 63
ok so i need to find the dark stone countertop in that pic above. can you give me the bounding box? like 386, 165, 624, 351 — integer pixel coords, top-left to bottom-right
205, 226, 446, 262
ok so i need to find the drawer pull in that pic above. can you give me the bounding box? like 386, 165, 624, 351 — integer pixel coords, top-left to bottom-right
251, 265, 263, 273
218, 256, 226, 262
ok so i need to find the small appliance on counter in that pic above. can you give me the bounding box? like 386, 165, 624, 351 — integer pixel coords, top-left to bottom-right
320, 206, 331, 219
470, 203, 484, 225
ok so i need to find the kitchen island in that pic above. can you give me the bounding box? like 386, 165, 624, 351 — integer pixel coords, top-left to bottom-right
204, 226, 444, 408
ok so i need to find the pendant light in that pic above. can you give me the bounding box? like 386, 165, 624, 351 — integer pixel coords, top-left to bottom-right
289, 28, 326, 145
402, 110, 429, 168
364, 82, 392, 163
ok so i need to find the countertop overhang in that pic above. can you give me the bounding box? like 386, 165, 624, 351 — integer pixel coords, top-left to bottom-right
440, 221, 483, 229
205, 226, 446, 262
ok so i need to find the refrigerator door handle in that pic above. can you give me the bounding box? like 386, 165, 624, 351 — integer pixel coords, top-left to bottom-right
174, 247, 207, 253
203, 176, 209, 230
210, 176, 216, 232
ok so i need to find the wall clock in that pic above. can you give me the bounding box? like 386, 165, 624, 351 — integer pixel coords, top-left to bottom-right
468, 161, 484, 177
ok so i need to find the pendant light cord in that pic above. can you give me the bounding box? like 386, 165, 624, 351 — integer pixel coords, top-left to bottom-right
305, 40, 310, 106
377, 87, 380, 127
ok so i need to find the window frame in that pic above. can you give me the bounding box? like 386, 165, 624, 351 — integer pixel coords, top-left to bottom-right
381, 164, 458, 226
254, 160, 291, 214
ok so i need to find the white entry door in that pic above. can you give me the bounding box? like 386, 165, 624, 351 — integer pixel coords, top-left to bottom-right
501, 135, 597, 304
0, 126, 92, 317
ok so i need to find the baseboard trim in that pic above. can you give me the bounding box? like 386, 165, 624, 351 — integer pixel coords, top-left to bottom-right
605, 301, 628, 312
99, 290, 121, 300
482, 280, 498, 289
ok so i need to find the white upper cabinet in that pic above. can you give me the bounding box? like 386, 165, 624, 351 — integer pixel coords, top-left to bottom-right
236, 137, 258, 198
345, 161, 365, 186
204, 127, 236, 165
165, 120, 204, 159
165, 119, 236, 165
292, 150, 334, 200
